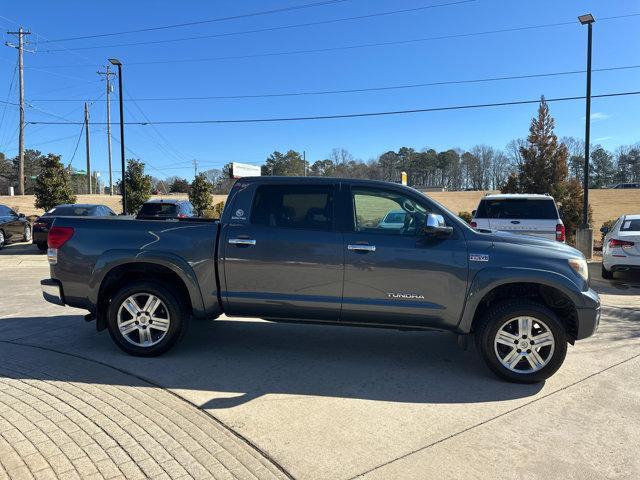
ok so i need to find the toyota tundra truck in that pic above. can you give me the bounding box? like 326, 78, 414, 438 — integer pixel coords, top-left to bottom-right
40, 177, 600, 383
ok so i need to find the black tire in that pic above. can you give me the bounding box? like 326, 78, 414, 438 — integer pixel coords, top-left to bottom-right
23, 224, 31, 242
475, 299, 568, 383
601, 264, 614, 280
107, 281, 189, 357
0, 229, 4, 250
36, 242, 48, 252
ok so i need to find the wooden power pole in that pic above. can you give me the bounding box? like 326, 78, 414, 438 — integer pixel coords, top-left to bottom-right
97, 66, 116, 195
5, 27, 31, 195
84, 102, 91, 194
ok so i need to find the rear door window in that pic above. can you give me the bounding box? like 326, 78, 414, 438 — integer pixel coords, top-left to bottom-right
251, 185, 333, 231
476, 199, 558, 219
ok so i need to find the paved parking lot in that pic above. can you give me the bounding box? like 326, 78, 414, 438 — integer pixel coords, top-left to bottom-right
1, 242, 639, 479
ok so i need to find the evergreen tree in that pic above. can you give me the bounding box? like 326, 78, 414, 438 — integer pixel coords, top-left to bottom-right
590, 147, 615, 188
188, 173, 213, 216
501, 97, 590, 242
169, 178, 190, 193
518, 97, 569, 198
34, 154, 76, 211
120, 159, 152, 214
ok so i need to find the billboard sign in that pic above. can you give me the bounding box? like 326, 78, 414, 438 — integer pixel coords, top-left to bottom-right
232, 162, 261, 178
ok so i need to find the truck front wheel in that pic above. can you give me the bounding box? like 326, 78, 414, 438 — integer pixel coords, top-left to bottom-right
475, 299, 568, 383
107, 281, 189, 356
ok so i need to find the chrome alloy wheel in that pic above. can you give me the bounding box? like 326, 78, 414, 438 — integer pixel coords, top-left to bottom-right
117, 293, 171, 347
493, 316, 555, 373
24, 225, 31, 242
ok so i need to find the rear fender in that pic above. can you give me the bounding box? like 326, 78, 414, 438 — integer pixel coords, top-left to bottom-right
89, 249, 206, 317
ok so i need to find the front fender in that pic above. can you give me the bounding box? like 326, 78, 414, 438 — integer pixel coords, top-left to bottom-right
457, 266, 585, 334
88, 249, 206, 316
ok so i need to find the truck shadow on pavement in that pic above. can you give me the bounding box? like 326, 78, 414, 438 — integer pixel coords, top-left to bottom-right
3, 304, 640, 409
1, 314, 552, 408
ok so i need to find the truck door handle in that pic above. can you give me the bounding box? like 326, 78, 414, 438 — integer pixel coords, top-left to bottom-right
228, 238, 256, 246
348, 244, 376, 252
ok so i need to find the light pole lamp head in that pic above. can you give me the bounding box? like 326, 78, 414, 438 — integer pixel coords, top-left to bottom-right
108, 58, 122, 66
578, 14, 595, 25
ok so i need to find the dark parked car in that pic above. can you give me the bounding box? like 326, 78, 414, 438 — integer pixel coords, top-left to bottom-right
41, 177, 600, 383
0, 204, 31, 249
32, 204, 117, 251
136, 199, 194, 220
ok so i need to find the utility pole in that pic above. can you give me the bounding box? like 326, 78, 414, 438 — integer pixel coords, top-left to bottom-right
303, 150, 306, 176
193, 159, 198, 177
97, 65, 116, 195
5, 27, 31, 195
84, 102, 91, 194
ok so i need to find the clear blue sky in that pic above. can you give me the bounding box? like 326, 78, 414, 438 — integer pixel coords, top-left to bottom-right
1, 0, 639, 184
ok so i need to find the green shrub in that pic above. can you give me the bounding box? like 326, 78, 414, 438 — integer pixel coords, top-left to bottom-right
601, 219, 616, 242
458, 211, 473, 224
202, 201, 225, 219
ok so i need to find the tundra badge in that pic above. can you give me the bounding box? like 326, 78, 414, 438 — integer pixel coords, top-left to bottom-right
469, 253, 489, 262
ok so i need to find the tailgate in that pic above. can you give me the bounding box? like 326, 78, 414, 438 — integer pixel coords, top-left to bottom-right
487, 219, 557, 240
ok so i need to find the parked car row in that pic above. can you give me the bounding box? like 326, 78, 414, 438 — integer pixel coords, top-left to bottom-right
1, 199, 196, 252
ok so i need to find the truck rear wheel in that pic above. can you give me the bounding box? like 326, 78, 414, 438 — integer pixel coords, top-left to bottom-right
107, 281, 189, 357
475, 299, 567, 383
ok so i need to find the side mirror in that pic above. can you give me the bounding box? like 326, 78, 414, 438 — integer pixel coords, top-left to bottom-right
424, 213, 453, 236
18, 213, 25, 218
600, 226, 609, 234
471, 210, 477, 217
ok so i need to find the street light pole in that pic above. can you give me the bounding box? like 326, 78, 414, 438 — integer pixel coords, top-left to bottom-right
579, 14, 595, 228
109, 58, 126, 214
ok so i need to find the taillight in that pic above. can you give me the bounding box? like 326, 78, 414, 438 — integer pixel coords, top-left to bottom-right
609, 238, 635, 248
48, 226, 74, 249
556, 223, 565, 242
470, 221, 477, 228
177, 213, 186, 218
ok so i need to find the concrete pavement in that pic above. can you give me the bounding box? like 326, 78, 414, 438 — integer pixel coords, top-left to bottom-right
0, 248, 639, 479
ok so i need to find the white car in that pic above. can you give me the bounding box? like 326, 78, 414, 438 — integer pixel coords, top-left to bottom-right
471, 193, 565, 242
601, 214, 640, 279
377, 210, 409, 229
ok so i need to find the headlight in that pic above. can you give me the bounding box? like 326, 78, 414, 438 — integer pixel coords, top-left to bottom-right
568, 258, 589, 281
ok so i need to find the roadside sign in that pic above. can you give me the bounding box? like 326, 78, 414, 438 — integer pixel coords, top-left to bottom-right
232, 162, 261, 178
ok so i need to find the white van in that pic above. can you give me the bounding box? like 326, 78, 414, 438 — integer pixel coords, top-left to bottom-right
471, 194, 565, 242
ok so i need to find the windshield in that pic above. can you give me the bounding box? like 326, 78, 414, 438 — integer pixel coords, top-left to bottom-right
476, 199, 558, 219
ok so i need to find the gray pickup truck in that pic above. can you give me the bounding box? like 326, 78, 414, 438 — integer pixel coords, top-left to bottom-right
41, 177, 600, 383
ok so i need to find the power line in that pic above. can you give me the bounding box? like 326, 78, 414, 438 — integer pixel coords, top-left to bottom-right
30, 13, 640, 67
38, 0, 356, 43
26, 64, 640, 102
25, 90, 640, 126
38, 1, 475, 52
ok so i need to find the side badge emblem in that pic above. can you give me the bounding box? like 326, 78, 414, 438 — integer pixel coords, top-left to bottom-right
235, 209, 245, 217
470, 253, 489, 262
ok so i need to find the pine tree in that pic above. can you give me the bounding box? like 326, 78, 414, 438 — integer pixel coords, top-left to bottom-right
501, 97, 591, 242
120, 159, 152, 214
518, 97, 569, 198
188, 173, 213, 216
34, 154, 76, 211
